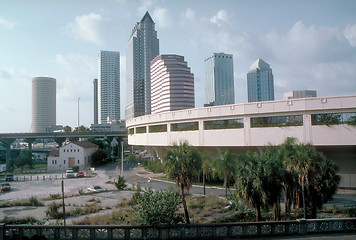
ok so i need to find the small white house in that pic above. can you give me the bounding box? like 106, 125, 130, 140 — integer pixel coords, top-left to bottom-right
48, 141, 99, 172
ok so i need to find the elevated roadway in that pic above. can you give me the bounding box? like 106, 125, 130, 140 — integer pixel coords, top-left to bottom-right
126, 95, 356, 188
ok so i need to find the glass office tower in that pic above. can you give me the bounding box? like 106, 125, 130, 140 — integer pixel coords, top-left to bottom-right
247, 58, 274, 102
205, 52, 235, 106
126, 12, 159, 119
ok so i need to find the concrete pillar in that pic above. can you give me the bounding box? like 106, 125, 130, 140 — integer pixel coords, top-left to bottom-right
24, 138, 36, 150
54, 137, 66, 147
0, 138, 16, 162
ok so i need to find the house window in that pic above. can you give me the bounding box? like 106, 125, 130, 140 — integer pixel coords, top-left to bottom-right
63, 149, 65, 152
78, 160, 80, 164
78, 149, 79, 152
64, 160, 66, 164
74, 149, 76, 152
71, 149, 72, 152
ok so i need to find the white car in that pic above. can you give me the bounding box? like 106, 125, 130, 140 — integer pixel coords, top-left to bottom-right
88, 185, 104, 192
66, 169, 75, 178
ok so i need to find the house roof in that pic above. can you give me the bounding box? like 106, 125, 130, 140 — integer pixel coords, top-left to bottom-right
64, 141, 99, 149
49, 150, 59, 157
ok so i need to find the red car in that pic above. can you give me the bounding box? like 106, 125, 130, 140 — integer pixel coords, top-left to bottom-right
77, 171, 85, 178
0, 183, 11, 191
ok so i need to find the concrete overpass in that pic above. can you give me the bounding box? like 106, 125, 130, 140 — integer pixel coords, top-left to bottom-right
126, 95, 356, 188
0, 130, 127, 161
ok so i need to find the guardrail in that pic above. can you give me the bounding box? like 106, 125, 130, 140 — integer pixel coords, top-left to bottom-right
1, 218, 355, 240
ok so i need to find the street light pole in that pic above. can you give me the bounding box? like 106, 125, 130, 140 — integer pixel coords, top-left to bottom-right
121, 141, 124, 176
77, 97, 80, 132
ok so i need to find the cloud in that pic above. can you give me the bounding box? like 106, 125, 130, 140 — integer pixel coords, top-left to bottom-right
0, 16, 18, 30
153, 7, 171, 28
137, 0, 159, 16
55, 53, 96, 101
210, 10, 230, 26
344, 24, 356, 47
182, 8, 195, 21
65, 13, 113, 44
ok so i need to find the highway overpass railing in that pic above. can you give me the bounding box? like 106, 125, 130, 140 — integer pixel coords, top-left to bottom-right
1, 218, 355, 239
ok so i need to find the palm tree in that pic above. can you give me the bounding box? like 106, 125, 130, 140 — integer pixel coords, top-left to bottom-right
214, 149, 236, 195
200, 151, 213, 195
163, 141, 202, 224
235, 151, 264, 221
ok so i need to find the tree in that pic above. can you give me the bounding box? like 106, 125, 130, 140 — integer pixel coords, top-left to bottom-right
284, 139, 340, 218
163, 141, 202, 224
16, 149, 34, 172
200, 151, 213, 195
214, 150, 236, 195
235, 151, 264, 221
91, 149, 108, 166
63, 125, 72, 132
132, 188, 183, 226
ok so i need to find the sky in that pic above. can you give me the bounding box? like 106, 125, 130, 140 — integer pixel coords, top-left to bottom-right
0, 0, 355, 133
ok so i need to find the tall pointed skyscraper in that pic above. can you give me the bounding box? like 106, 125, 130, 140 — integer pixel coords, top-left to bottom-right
247, 58, 274, 102
98, 50, 120, 123
125, 12, 159, 119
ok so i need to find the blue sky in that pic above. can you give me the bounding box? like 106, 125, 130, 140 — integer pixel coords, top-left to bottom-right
0, 0, 355, 133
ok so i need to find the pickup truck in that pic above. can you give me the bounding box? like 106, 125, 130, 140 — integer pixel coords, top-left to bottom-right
66, 169, 75, 178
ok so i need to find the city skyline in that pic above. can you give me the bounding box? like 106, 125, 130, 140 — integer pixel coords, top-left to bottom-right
0, 0, 356, 132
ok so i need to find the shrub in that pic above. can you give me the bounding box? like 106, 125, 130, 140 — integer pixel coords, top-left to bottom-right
49, 193, 61, 200
29, 196, 42, 206
72, 166, 79, 173
46, 202, 63, 219
131, 188, 184, 226
114, 175, 127, 190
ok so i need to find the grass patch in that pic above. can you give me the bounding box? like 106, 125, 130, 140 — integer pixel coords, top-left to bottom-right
0, 197, 44, 208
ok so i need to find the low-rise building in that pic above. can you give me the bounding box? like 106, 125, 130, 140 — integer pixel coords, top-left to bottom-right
47, 141, 98, 172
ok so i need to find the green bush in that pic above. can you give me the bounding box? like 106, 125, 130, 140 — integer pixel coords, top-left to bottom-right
142, 159, 163, 173
29, 196, 42, 206
46, 202, 63, 219
114, 175, 127, 190
345, 207, 356, 217
131, 188, 184, 226
72, 166, 79, 173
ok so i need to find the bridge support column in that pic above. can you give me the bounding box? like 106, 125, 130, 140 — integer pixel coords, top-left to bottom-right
54, 137, 66, 147
0, 138, 16, 162
24, 138, 36, 150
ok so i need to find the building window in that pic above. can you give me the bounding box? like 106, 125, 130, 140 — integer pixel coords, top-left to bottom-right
129, 128, 134, 135
251, 115, 303, 128
171, 122, 199, 131
71, 149, 72, 152
78, 160, 80, 164
136, 126, 147, 134
74, 149, 76, 152
149, 124, 167, 133
311, 112, 356, 126
204, 119, 244, 130
64, 160, 66, 164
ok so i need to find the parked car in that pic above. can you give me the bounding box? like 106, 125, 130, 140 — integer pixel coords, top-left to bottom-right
88, 185, 104, 192
66, 169, 75, 178
5, 174, 14, 182
0, 183, 11, 191
77, 171, 84, 178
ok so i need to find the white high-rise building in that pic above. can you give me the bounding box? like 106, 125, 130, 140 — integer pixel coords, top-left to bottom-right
151, 55, 194, 114
205, 52, 235, 106
32, 77, 56, 133
125, 12, 159, 119
98, 51, 120, 124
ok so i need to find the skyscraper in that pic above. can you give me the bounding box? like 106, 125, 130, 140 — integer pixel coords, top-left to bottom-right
247, 58, 274, 102
32, 77, 56, 133
126, 11, 159, 119
93, 78, 98, 124
151, 54, 194, 114
98, 51, 120, 124
205, 52, 235, 106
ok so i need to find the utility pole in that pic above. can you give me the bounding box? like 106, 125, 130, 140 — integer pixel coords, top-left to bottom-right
77, 97, 80, 132
121, 141, 124, 176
